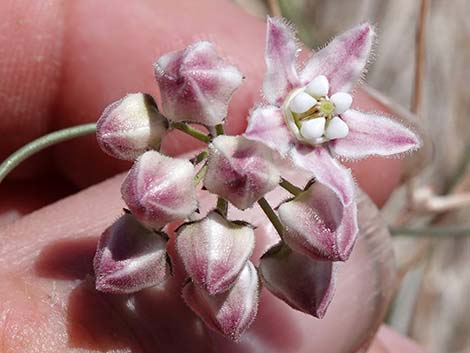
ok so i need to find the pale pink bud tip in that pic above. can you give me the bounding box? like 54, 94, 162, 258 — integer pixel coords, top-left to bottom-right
259, 243, 337, 318
278, 181, 358, 261
204, 135, 280, 210
96, 93, 168, 160
154, 41, 243, 126
176, 211, 255, 295
182, 261, 260, 341
121, 151, 197, 229
94, 213, 170, 294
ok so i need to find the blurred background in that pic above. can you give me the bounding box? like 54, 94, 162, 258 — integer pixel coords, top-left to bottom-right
232, 0, 469, 352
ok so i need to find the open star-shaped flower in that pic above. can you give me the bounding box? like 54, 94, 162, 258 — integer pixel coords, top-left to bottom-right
245, 17, 420, 261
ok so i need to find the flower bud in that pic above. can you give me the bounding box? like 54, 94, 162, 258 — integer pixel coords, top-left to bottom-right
96, 93, 168, 160
94, 213, 170, 294
154, 41, 243, 126
278, 181, 358, 261
176, 211, 255, 295
259, 243, 337, 318
204, 135, 280, 210
121, 151, 197, 229
182, 261, 259, 341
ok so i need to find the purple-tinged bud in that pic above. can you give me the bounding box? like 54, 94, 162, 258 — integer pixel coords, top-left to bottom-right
278, 181, 358, 261
154, 41, 243, 126
182, 261, 259, 341
176, 211, 255, 295
94, 213, 170, 294
203, 135, 280, 210
121, 151, 197, 229
96, 93, 168, 160
259, 243, 337, 318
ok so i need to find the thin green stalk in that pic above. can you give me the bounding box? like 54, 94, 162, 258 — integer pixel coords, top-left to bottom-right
193, 165, 208, 186
258, 197, 285, 240
217, 197, 228, 217
214, 124, 225, 136
191, 150, 208, 165
279, 178, 302, 196
390, 226, 470, 237
171, 122, 210, 143
0, 123, 97, 184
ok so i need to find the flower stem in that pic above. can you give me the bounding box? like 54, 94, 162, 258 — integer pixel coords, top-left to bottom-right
214, 124, 225, 136
191, 150, 208, 165
279, 178, 302, 196
171, 122, 210, 143
0, 123, 97, 184
217, 197, 228, 217
258, 197, 285, 240
390, 226, 470, 237
193, 164, 208, 186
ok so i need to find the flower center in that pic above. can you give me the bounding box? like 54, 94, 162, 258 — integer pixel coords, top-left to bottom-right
282, 75, 353, 146
319, 101, 335, 116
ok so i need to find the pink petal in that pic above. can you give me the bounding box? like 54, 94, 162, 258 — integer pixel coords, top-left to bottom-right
278, 182, 359, 261
289, 145, 355, 206
182, 261, 260, 341
96, 93, 168, 160
204, 135, 280, 210
263, 17, 301, 105
259, 243, 338, 318
94, 213, 170, 294
176, 211, 255, 295
331, 110, 421, 159
301, 23, 374, 94
121, 151, 197, 229
154, 41, 243, 126
244, 105, 294, 156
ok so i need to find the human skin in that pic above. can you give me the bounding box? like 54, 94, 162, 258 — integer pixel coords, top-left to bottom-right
0, 0, 425, 352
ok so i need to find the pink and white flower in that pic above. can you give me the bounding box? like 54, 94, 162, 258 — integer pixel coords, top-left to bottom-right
204, 135, 280, 210
96, 93, 168, 160
154, 41, 243, 126
279, 182, 358, 261
176, 211, 255, 295
182, 261, 260, 341
121, 151, 198, 229
245, 17, 420, 261
94, 213, 170, 293
259, 243, 337, 318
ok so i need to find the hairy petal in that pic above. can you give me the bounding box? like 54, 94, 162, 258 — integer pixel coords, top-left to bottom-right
278, 182, 358, 261
331, 110, 421, 159
176, 211, 255, 295
182, 261, 260, 341
154, 41, 243, 126
259, 243, 337, 318
121, 151, 197, 229
96, 93, 168, 160
94, 213, 170, 293
301, 23, 374, 94
244, 105, 294, 155
204, 135, 280, 210
263, 17, 300, 105
290, 145, 355, 206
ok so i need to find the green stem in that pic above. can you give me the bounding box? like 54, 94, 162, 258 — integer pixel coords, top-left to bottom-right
214, 124, 225, 136
191, 150, 208, 165
193, 165, 208, 186
279, 178, 302, 196
0, 123, 97, 184
171, 122, 210, 143
217, 197, 228, 217
390, 226, 470, 237
258, 197, 285, 240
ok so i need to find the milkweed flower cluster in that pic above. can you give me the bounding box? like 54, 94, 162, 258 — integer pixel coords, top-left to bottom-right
93, 17, 420, 341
